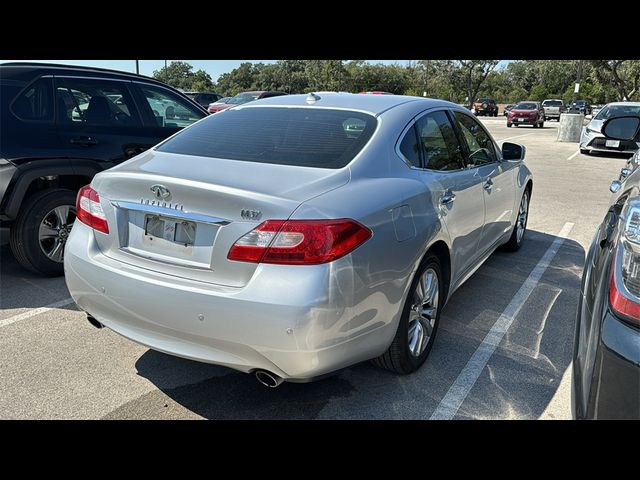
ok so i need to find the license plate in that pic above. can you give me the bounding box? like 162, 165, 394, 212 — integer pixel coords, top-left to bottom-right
606, 139, 620, 148
518, 118, 525, 122
145, 215, 196, 246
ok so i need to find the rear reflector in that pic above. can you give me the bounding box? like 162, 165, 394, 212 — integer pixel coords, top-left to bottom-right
76, 184, 109, 234
228, 219, 372, 265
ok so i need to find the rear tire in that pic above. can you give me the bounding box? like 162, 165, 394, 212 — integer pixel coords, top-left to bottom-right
372, 254, 443, 374
501, 188, 530, 252
9, 189, 77, 276
507, 122, 512, 128
539, 121, 544, 128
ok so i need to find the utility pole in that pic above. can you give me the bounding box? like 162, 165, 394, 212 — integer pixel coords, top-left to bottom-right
135, 60, 139, 75
569, 60, 582, 112
165, 60, 167, 70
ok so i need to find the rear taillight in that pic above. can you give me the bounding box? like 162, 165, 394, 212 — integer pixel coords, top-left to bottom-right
76, 185, 109, 234
227, 219, 372, 265
609, 202, 640, 326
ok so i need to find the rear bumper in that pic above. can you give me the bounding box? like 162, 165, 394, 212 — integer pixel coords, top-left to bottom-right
64, 222, 396, 381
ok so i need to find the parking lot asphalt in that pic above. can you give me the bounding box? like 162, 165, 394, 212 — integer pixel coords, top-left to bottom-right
0, 117, 631, 419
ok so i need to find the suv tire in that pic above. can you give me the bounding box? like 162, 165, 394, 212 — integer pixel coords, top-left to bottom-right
9, 189, 77, 276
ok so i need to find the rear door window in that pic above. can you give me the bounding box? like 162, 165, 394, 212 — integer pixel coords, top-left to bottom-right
156, 107, 377, 169
55, 77, 140, 127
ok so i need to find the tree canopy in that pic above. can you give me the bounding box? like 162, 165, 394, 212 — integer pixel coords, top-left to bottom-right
153, 60, 640, 103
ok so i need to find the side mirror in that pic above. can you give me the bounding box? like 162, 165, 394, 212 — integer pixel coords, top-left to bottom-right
585, 114, 592, 120
502, 142, 526, 161
602, 116, 640, 141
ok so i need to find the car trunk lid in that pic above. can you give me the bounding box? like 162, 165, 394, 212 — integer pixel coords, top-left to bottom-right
90, 149, 350, 287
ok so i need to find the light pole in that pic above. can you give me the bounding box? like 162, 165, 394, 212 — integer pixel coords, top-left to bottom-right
569, 60, 582, 112
135, 60, 139, 75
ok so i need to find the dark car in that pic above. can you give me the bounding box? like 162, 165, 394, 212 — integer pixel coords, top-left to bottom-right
573, 115, 640, 419
568, 99, 592, 115
0, 62, 208, 275
207, 91, 288, 113
507, 101, 545, 128
183, 91, 223, 109
473, 97, 498, 117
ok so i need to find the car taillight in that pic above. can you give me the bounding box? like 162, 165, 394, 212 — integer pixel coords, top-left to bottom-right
609, 202, 640, 326
228, 219, 372, 265
76, 184, 109, 234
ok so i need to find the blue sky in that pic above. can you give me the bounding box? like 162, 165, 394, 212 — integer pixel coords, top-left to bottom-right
0, 60, 418, 81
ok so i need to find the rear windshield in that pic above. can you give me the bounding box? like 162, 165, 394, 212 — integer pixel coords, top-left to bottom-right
515, 103, 537, 110
156, 107, 378, 169
543, 100, 563, 106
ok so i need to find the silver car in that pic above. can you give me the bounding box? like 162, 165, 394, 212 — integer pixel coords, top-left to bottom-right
581, 102, 640, 155
64, 93, 533, 387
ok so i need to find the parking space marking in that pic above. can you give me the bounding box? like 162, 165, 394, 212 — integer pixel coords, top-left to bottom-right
0, 298, 75, 328
430, 222, 574, 420
498, 133, 533, 142
567, 150, 581, 161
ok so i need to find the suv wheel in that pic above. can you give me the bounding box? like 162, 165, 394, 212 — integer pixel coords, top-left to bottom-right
9, 189, 77, 276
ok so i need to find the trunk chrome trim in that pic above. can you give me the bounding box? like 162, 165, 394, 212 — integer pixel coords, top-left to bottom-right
111, 201, 231, 226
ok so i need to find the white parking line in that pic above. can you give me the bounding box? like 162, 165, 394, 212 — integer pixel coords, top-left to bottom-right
430, 222, 575, 420
498, 133, 533, 142
0, 298, 75, 328
567, 150, 581, 160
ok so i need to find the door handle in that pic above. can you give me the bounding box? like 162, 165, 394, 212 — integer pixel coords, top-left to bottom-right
483, 179, 493, 191
439, 192, 456, 205
70, 136, 97, 146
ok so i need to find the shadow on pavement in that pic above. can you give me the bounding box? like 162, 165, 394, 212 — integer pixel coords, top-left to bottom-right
106, 229, 584, 419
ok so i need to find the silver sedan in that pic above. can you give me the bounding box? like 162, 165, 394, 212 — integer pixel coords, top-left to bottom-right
581, 102, 640, 155
64, 93, 532, 386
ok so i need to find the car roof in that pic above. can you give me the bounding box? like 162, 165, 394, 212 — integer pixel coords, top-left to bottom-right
0, 61, 164, 84
603, 101, 640, 107
236, 92, 448, 116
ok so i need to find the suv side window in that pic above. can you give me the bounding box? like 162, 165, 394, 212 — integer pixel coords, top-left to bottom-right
137, 84, 205, 129
453, 111, 498, 166
415, 111, 465, 171
55, 77, 140, 127
11, 77, 54, 122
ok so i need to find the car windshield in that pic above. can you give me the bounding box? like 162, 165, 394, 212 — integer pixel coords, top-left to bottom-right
595, 105, 640, 120
543, 100, 562, 106
476, 98, 491, 103
515, 103, 537, 110
156, 107, 378, 169
576, 101, 586, 106
227, 93, 261, 105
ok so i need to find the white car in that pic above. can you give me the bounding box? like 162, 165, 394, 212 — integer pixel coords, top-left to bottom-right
580, 102, 640, 155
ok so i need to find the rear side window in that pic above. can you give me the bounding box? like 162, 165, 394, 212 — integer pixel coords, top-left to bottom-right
55, 77, 140, 127
12, 78, 53, 122
156, 107, 377, 169
415, 111, 466, 171
399, 126, 420, 167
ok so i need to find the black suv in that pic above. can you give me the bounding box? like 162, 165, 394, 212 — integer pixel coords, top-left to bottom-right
183, 91, 223, 109
0, 63, 208, 276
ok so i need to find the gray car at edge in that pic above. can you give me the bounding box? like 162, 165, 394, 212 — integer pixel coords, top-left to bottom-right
64, 93, 533, 386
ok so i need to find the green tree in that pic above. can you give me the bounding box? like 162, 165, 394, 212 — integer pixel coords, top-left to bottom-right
454, 60, 500, 108
590, 60, 640, 101
152, 61, 214, 91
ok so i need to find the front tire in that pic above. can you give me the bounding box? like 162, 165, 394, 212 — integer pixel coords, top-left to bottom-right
372, 254, 442, 374
9, 189, 77, 276
501, 189, 530, 252
580, 148, 589, 155
507, 122, 512, 127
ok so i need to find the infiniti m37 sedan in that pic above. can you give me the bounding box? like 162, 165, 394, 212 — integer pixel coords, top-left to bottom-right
65, 93, 532, 387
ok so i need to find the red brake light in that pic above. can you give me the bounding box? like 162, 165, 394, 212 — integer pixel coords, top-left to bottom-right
76, 185, 109, 234
228, 219, 372, 265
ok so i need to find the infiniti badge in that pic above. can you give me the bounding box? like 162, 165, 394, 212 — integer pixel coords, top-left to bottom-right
150, 184, 171, 200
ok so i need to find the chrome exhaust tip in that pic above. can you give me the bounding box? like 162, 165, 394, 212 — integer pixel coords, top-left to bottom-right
254, 370, 284, 388
87, 314, 104, 329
